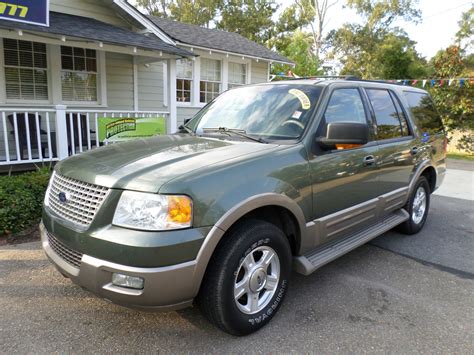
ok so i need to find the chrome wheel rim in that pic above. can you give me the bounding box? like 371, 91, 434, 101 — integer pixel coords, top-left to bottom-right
412, 186, 427, 224
234, 246, 280, 315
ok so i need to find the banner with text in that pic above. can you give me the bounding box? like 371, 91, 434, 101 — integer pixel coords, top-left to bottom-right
98, 117, 166, 143
0, 0, 49, 26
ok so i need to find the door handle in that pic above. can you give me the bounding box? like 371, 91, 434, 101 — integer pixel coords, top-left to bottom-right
411, 147, 419, 155
363, 155, 375, 166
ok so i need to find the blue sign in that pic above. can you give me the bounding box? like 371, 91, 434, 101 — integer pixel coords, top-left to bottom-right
0, 0, 49, 27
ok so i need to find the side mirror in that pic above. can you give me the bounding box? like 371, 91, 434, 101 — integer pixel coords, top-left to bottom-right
316, 122, 369, 150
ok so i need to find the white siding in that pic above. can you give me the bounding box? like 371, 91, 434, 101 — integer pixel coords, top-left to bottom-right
50, 0, 128, 27
177, 107, 200, 127
138, 62, 166, 110
251, 61, 268, 84
105, 53, 134, 110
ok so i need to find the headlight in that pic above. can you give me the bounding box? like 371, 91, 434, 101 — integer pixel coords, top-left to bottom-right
112, 191, 192, 231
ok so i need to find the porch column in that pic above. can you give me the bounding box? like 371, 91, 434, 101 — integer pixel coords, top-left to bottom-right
167, 58, 177, 133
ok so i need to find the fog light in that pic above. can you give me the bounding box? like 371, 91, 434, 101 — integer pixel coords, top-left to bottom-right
112, 273, 144, 290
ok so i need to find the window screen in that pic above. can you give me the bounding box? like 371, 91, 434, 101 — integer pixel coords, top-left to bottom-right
176, 59, 193, 102
404, 91, 444, 135
3, 39, 48, 100
324, 88, 366, 124
61, 46, 97, 102
366, 89, 403, 140
228, 62, 246, 89
200, 58, 221, 103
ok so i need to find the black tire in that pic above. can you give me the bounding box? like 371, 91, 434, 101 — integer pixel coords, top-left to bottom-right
397, 176, 431, 235
198, 219, 292, 336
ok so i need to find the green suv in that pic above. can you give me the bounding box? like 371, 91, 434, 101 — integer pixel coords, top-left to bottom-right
41, 79, 446, 335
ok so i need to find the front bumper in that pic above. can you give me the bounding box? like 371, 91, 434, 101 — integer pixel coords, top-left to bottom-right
40, 222, 198, 311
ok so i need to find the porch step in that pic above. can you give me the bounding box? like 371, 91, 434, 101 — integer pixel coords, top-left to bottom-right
293, 209, 409, 275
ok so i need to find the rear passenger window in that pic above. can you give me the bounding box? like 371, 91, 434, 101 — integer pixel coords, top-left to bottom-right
390, 92, 411, 136
366, 89, 403, 140
324, 88, 367, 124
404, 92, 444, 135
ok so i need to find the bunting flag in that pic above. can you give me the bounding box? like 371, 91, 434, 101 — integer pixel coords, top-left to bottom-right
422, 80, 427, 87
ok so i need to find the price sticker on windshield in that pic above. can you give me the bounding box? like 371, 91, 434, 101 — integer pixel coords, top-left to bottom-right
289, 89, 311, 110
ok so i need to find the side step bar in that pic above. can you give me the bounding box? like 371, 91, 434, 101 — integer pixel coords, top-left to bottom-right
293, 209, 409, 276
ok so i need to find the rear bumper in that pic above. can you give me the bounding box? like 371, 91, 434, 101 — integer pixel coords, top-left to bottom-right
40, 222, 197, 311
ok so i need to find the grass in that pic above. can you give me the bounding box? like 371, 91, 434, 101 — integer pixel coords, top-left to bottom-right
447, 152, 474, 161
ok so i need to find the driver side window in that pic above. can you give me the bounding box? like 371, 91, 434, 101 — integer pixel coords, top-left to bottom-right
325, 89, 366, 124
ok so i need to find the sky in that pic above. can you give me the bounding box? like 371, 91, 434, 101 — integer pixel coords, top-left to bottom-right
131, 0, 473, 59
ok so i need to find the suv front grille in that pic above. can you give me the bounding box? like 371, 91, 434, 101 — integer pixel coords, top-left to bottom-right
47, 173, 109, 227
46, 231, 83, 268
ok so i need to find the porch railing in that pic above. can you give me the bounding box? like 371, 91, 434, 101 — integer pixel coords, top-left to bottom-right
0, 105, 169, 166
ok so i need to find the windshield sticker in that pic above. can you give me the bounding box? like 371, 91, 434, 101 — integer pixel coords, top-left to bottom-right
292, 111, 302, 119
289, 89, 311, 110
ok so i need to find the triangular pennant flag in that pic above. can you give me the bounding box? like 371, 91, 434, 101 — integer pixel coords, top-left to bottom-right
412, 80, 418, 86
422, 80, 427, 87
431, 79, 436, 87
459, 79, 465, 87
440, 79, 444, 87
449, 79, 454, 86
403, 80, 408, 85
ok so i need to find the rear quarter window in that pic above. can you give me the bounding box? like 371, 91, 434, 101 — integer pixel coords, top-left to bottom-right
403, 91, 444, 135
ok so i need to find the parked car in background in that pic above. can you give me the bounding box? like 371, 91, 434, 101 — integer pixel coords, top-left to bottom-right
40, 78, 446, 335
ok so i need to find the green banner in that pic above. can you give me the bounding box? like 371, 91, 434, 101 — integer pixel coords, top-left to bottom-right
98, 117, 166, 143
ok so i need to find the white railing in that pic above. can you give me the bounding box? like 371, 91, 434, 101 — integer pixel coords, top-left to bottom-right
0, 105, 169, 166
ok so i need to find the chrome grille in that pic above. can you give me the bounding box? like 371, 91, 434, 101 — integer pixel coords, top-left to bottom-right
46, 231, 83, 268
47, 172, 109, 227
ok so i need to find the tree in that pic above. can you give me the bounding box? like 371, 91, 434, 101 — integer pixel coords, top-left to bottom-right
455, 7, 473, 52
169, 0, 222, 27
136, 0, 171, 17
295, 0, 339, 57
272, 29, 322, 77
217, 0, 277, 44
328, 0, 425, 78
429, 45, 473, 153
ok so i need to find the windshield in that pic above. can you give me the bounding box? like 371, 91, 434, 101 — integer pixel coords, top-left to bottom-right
186, 84, 322, 141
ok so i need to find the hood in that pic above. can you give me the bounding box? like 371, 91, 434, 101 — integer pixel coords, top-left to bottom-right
56, 135, 279, 192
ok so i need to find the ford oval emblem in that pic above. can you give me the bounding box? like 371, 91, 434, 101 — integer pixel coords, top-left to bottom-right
58, 192, 68, 203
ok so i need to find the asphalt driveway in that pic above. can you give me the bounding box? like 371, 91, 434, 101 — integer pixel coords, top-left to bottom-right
0, 160, 473, 353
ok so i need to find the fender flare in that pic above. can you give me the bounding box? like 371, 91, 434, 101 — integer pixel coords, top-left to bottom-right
407, 160, 437, 202
189, 193, 307, 296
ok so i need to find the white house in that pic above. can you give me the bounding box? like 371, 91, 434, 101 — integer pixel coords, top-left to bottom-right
0, 0, 291, 169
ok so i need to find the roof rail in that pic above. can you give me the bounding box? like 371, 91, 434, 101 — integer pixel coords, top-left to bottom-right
280, 75, 361, 81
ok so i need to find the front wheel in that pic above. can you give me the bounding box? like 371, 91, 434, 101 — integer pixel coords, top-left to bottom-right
397, 176, 431, 234
198, 219, 292, 336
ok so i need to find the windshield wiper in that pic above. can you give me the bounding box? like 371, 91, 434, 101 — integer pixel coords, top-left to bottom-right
202, 127, 267, 143
178, 124, 194, 134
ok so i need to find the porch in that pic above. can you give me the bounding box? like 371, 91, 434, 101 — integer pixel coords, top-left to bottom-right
0, 106, 169, 167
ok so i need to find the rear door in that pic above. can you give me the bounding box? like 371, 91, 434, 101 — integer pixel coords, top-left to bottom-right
363, 87, 416, 213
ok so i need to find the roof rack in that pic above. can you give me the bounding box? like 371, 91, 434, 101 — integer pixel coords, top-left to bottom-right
281, 75, 361, 81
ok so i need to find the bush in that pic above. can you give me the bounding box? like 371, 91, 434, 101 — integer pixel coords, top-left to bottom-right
0, 168, 51, 236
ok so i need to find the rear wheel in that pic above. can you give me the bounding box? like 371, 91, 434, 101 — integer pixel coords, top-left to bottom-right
198, 219, 292, 336
397, 176, 431, 234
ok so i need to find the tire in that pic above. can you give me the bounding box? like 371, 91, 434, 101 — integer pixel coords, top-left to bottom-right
397, 176, 431, 235
198, 219, 292, 336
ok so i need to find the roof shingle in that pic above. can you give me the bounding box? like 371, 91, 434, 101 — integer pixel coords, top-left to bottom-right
0, 12, 192, 57
147, 16, 292, 64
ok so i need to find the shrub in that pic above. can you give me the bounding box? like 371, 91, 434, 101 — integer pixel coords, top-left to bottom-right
0, 168, 51, 236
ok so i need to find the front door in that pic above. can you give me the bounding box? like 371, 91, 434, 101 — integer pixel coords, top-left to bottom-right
362, 87, 416, 214
308, 85, 380, 245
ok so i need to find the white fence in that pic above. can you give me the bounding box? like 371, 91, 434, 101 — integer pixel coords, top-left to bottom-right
0, 105, 169, 166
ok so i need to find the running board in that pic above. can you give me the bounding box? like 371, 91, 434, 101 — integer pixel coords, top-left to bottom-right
294, 209, 409, 276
